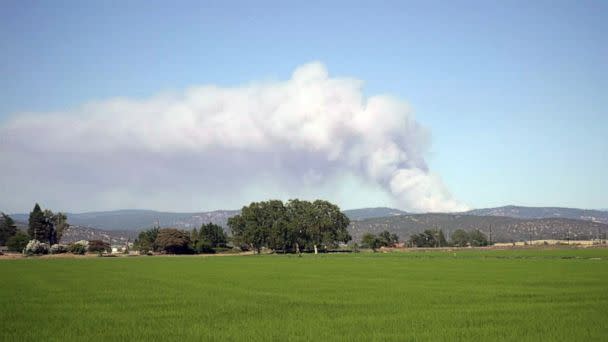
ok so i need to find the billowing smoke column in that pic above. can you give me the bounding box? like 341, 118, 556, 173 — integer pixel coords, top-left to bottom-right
0, 62, 467, 212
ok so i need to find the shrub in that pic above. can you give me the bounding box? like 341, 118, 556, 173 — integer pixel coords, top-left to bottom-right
68, 242, 87, 255
74, 240, 89, 248
7, 232, 29, 252
155, 228, 193, 254
195, 240, 216, 254
24, 239, 50, 255
50, 244, 68, 254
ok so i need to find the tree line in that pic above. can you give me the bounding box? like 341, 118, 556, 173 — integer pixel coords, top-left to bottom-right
2, 201, 492, 255
360, 230, 399, 251
359, 228, 490, 250
134, 222, 228, 254
133, 199, 351, 254
408, 228, 489, 248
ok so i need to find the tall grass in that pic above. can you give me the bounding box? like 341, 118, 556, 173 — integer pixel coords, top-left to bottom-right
1, 249, 607, 341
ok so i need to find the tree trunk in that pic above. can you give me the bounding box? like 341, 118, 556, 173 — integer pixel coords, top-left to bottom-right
295, 242, 300, 254
314, 244, 318, 254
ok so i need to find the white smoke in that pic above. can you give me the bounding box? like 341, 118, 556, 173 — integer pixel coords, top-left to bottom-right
0, 62, 468, 212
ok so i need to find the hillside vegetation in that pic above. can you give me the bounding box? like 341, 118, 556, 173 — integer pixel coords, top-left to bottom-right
350, 214, 608, 242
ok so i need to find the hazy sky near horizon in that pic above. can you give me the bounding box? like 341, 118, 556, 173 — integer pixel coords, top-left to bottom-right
1, 0, 606, 213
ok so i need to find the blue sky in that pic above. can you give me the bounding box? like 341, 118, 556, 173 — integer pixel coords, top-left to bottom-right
1, 0, 606, 212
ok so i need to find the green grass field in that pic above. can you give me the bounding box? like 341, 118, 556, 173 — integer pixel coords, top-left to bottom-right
1, 248, 607, 341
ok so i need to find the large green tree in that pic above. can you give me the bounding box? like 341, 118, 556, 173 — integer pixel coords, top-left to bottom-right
284, 199, 312, 254
307, 200, 351, 254
228, 199, 351, 254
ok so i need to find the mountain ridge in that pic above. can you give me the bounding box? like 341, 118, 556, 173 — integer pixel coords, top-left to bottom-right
7, 205, 607, 234
349, 213, 607, 243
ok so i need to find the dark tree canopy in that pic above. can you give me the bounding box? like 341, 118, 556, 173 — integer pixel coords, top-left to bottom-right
448, 229, 489, 247
47, 211, 69, 242
28, 203, 47, 242
451, 229, 470, 247
26, 204, 66, 245
155, 228, 192, 254
360, 230, 399, 251
469, 229, 489, 246
7, 231, 29, 252
192, 222, 228, 253
410, 229, 448, 247
361, 233, 382, 252
378, 230, 399, 247
88, 240, 111, 253
134, 227, 160, 253
0, 213, 17, 245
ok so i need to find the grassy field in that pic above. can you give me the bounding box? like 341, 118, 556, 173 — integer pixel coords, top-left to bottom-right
1, 248, 607, 341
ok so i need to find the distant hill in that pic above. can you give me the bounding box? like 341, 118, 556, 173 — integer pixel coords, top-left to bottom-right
7, 205, 607, 242
343, 207, 407, 220
349, 213, 607, 243
9, 207, 406, 231
10, 209, 240, 231
6, 219, 135, 246
59, 226, 137, 245
464, 206, 608, 224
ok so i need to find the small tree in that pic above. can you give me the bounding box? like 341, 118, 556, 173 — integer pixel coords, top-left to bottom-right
134, 227, 160, 253
451, 229, 469, 247
7, 232, 29, 252
469, 229, 489, 246
199, 223, 228, 248
361, 233, 382, 252
68, 243, 87, 255
378, 230, 399, 247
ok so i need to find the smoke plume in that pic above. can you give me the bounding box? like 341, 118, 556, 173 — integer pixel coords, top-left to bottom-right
0, 62, 467, 212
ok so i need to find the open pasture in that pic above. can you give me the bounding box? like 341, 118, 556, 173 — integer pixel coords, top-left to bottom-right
1, 248, 607, 341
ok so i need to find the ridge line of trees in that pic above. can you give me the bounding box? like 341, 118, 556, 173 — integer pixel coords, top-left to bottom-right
408, 228, 489, 248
